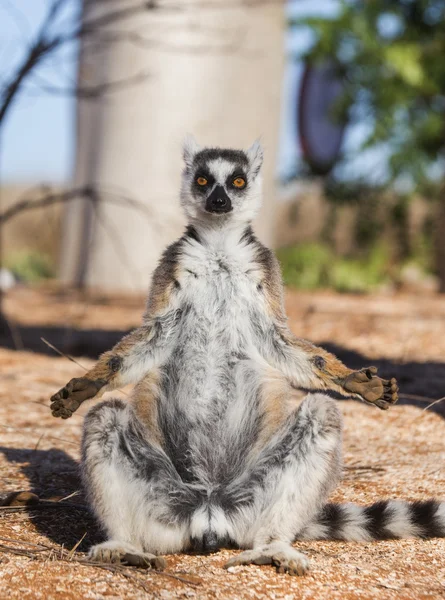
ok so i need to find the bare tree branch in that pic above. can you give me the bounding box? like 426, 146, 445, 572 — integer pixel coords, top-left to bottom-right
0, 39, 58, 124
28, 69, 151, 98
0, 185, 153, 225
93, 28, 243, 55
0, 0, 281, 125
0, 0, 152, 126
0, 0, 70, 123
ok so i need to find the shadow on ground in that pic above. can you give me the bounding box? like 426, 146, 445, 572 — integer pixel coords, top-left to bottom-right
1, 323, 444, 417
0, 446, 102, 551
0, 319, 125, 358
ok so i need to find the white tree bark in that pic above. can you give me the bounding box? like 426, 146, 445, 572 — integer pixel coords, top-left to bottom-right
60, 0, 285, 292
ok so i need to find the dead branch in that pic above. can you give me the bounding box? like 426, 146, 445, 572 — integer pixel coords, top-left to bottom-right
0, 0, 282, 126
0, 0, 69, 125
421, 396, 445, 412
0, 501, 89, 513
399, 392, 445, 412
0, 0, 153, 126
0, 423, 78, 446
40, 337, 89, 371
88, 28, 243, 56
0, 536, 202, 589
28, 69, 151, 98
0, 185, 152, 225
41, 336, 130, 397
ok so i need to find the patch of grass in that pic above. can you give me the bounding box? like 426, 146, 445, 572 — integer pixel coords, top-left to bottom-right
332, 244, 390, 293
5, 251, 55, 283
277, 243, 392, 293
277, 243, 332, 290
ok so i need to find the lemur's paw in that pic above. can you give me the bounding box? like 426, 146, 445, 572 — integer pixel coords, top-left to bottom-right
50, 377, 106, 419
224, 542, 309, 576
0, 491, 40, 507
343, 367, 398, 409
88, 541, 166, 570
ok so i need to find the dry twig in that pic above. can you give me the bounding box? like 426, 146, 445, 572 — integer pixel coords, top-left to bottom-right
0, 500, 89, 514
41, 336, 129, 398
0, 536, 202, 590
40, 337, 88, 371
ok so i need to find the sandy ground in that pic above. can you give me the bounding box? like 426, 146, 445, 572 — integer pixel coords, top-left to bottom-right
0, 287, 444, 599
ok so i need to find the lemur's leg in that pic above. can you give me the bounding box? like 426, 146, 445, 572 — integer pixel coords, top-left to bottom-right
223, 393, 343, 576
81, 399, 200, 567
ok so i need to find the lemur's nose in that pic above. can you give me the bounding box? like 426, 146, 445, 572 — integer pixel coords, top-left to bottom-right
214, 196, 227, 208
205, 185, 232, 214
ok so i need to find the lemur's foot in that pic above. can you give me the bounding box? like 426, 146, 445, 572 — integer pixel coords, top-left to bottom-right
224, 542, 309, 576
88, 541, 167, 570
0, 491, 40, 507
343, 367, 398, 409
50, 377, 107, 419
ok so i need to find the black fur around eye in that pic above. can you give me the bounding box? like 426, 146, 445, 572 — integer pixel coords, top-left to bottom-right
193, 171, 214, 191
233, 177, 246, 189
227, 172, 247, 190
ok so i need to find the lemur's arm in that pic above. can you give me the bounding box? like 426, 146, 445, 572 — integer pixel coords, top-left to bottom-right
272, 325, 398, 409
255, 244, 398, 410
50, 240, 184, 419
50, 319, 176, 419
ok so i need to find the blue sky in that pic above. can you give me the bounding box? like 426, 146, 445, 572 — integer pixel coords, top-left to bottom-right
0, 0, 79, 183
0, 0, 339, 184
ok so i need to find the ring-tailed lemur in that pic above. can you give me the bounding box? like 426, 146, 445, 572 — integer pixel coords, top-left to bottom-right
50, 137, 444, 576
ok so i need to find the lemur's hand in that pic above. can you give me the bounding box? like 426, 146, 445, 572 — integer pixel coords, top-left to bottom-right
50, 377, 107, 419
343, 367, 398, 410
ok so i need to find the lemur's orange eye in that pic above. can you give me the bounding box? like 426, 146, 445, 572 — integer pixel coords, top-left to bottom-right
196, 176, 208, 186
233, 177, 246, 188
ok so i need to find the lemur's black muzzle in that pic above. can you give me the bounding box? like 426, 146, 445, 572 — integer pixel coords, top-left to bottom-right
205, 185, 232, 214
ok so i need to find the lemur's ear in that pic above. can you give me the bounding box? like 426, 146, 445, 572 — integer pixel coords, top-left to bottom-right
246, 139, 264, 177
183, 134, 201, 167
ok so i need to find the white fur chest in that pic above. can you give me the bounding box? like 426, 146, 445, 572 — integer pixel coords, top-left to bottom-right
162, 231, 266, 417
178, 232, 263, 327
157, 232, 269, 481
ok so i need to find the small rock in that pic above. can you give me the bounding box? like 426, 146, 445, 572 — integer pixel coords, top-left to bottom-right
0, 268, 16, 290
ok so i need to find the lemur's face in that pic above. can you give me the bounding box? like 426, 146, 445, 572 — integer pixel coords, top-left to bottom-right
180, 136, 263, 224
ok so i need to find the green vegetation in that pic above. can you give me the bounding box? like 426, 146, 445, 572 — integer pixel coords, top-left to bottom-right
6, 251, 55, 283
278, 243, 395, 293
278, 243, 332, 290
291, 0, 445, 290
293, 0, 445, 187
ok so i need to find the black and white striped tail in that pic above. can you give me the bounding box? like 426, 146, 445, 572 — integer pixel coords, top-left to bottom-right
299, 500, 445, 541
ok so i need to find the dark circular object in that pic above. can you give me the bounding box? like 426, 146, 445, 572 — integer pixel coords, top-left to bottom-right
298, 62, 347, 175
108, 356, 123, 372
313, 355, 326, 370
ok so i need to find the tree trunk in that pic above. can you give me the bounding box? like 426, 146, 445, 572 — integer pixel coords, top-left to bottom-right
60, 0, 285, 292
436, 187, 445, 293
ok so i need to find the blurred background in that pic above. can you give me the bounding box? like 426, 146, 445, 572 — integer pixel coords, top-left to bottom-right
0, 0, 445, 409
2, 4, 445, 594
